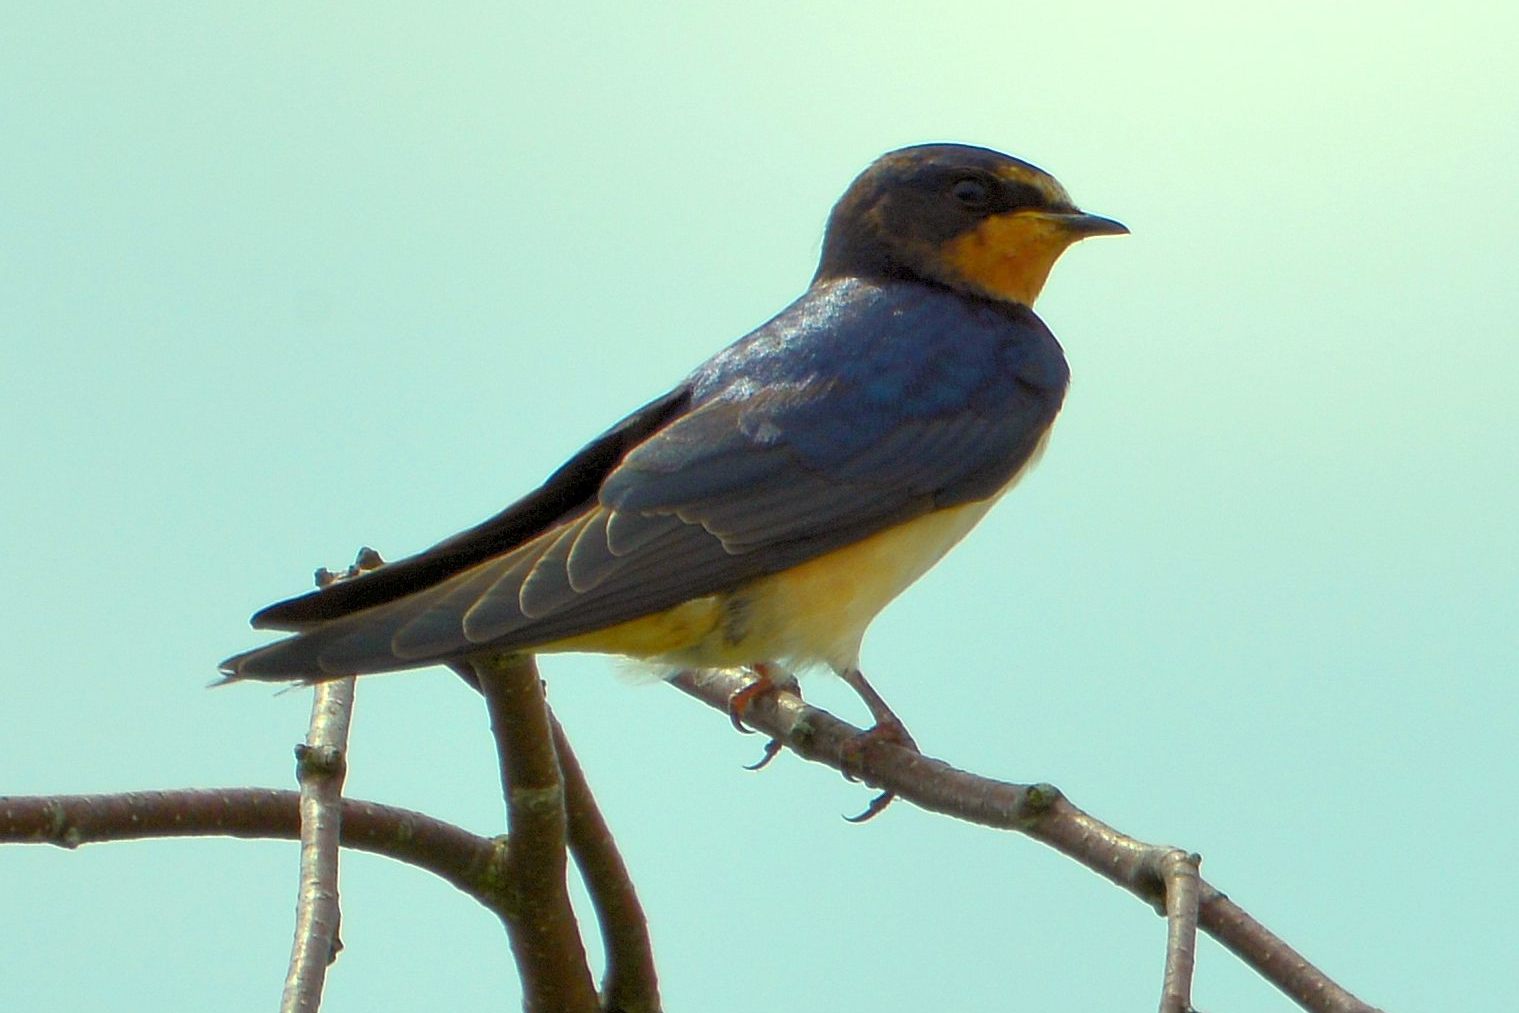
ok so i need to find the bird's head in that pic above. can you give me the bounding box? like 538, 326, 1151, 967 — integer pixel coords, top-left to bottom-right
815, 143, 1126, 306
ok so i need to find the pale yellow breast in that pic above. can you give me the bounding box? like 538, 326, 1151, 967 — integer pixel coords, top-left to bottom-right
538, 496, 996, 672
538, 433, 1049, 671
724, 496, 998, 671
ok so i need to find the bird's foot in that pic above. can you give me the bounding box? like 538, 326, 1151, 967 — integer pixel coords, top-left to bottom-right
727, 662, 800, 735
726, 664, 779, 735
840, 717, 921, 823
836, 667, 920, 822
839, 714, 920, 782
728, 663, 800, 769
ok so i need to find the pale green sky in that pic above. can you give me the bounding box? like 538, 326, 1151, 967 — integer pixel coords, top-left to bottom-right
3, 4, 1515, 1010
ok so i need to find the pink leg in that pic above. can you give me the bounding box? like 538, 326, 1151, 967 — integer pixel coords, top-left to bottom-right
837, 667, 920, 822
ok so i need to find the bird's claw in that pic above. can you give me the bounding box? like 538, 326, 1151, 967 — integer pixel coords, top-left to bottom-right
845, 790, 897, 824
838, 716, 920, 822
725, 673, 774, 735
744, 737, 785, 771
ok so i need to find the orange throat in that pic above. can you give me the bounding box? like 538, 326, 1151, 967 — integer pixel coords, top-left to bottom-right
941, 213, 1077, 306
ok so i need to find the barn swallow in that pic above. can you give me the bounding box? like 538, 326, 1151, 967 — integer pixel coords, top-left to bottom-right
222, 143, 1125, 779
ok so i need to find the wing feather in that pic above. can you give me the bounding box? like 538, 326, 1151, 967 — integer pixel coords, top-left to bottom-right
388, 563, 508, 660
518, 512, 597, 619
460, 538, 561, 642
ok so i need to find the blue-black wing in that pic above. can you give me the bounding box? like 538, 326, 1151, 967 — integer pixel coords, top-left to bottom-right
222, 279, 1067, 680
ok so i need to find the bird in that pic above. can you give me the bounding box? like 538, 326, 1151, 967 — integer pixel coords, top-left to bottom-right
221, 142, 1125, 781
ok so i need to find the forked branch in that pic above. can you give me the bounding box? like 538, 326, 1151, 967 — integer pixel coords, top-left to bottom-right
470, 654, 600, 1013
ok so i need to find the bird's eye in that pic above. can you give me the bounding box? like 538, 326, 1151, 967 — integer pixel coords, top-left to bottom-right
952, 177, 990, 207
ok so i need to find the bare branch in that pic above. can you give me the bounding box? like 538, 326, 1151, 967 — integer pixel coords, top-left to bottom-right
666, 669, 1386, 1013
0, 789, 507, 907
470, 654, 599, 1013
282, 677, 358, 1013
549, 711, 661, 1013
1149, 848, 1201, 1013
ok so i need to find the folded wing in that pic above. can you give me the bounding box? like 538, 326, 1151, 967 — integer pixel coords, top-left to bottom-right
222, 285, 1066, 681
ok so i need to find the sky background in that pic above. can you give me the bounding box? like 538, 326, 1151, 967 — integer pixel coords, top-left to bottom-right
3, 4, 1515, 1010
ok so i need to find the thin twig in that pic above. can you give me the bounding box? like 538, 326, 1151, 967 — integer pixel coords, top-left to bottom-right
471, 654, 599, 1013
282, 677, 357, 1013
0, 789, 507, 906
549, 710, 661, 1013
666, 669, 1385, 1013
1150, 849, 1201, 1013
